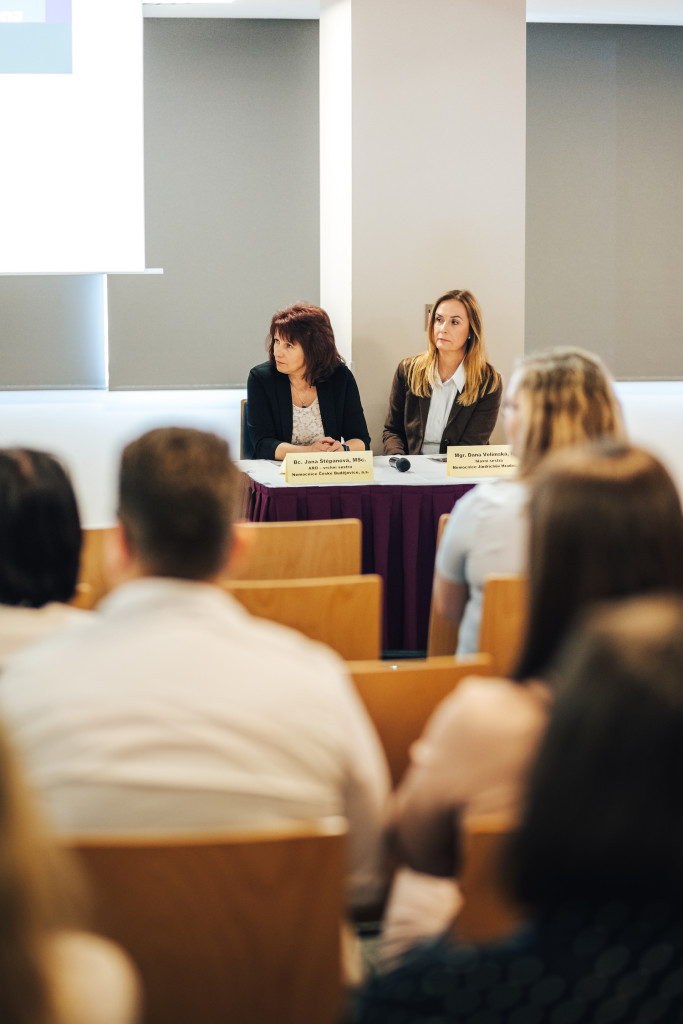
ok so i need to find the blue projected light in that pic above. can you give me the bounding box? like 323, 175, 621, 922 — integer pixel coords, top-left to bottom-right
0, 1, 72, 73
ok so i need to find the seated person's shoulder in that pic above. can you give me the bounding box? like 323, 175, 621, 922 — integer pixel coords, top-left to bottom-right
248, 361, 274, 382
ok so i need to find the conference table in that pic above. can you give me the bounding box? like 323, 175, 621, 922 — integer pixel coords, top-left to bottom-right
239, 454, 490, 653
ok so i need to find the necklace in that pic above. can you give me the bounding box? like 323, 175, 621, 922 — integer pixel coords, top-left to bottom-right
290, 378, 315, 408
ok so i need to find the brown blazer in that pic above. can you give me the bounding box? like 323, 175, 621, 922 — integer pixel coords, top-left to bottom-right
382, 359, 503, 456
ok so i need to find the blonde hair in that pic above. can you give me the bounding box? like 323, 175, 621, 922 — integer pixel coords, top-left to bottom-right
512, 347, 624, 478
0, 721, 83, 1024
405, 289, 501, 406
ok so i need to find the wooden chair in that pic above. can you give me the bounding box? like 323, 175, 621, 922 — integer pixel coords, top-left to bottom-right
453, 815, 524, 943
240, 398, 254, 459
478, 574, 529, 677
426, 513, 459, 656
347, 654, 493, 786
230, 518, 362, 580
69, 820, 347, 1024
222, 574, 383, 660
71, 526, 118, 610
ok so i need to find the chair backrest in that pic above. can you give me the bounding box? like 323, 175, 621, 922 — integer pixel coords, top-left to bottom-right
347, 654, 493, 786
71, 526, 118, 610
231, 518, 362, 580
222, 574, 382, 660
69, 820, 346, 1024
453, 815, 524, 943
240, 398, 254, 460
427, 513, 460, 657
478, 574, 529, 676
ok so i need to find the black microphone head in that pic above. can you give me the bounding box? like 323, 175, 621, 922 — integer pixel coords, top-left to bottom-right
390, 456, 411, 473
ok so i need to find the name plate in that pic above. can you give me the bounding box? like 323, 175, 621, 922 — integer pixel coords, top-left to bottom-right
284, 450, 374, 484
447, 445, 518, 477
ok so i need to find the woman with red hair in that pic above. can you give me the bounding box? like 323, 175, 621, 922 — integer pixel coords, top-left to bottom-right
247, 303, 370, 460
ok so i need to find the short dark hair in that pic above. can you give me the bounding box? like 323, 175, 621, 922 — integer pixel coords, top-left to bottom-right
508, 595, 683, 910
0, 448, 82, 607
267, 303, 344, 384
514, 441, 683, 680
118, 427, 241, 580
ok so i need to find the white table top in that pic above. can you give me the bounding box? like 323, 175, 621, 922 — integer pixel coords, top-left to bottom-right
238, 454, 497, 488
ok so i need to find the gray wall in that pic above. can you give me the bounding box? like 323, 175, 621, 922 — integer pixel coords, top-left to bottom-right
0, 275, 105, 389
108, 18, 320, 389
526, 24, 683, 378
3, 21, 683, 391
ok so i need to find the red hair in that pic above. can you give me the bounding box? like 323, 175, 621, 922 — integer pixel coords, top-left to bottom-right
268, 303, 344, 384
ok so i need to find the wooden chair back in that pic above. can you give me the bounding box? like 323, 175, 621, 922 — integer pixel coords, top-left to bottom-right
427, 513, 459, 656
222, 574, 382, 660
478, 575, 529, 676
71, 526, 118, 610
69, 820, 347, 1024
347, 654, 493, 786
453, 815, 524, 943
240, 398, 254, 459
231, 518, 362, 580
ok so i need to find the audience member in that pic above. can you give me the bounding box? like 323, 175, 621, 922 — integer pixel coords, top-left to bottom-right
355, 594, 683, 1022
0, 427, 389, 909
0, 447, 88, 666
0, 716, 139, 1024
382, 288, 501, 456
380, 441, 683, 960
247, 303, 370, 459
434, 347, 623, 655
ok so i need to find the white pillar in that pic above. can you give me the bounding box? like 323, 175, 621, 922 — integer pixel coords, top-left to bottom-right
320, 0, 527, 448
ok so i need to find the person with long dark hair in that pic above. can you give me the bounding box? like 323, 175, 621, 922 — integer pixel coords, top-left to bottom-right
381, 441, 683, 955
0, 448, 88, 666
355, 594, 683, 1022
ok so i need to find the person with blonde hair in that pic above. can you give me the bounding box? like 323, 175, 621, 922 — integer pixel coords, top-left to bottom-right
382, 289, 502, 455
0, 717, 139, 1024
434, 346, 624, 655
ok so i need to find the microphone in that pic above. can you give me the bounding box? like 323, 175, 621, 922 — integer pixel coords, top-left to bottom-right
389, 456, 411, 473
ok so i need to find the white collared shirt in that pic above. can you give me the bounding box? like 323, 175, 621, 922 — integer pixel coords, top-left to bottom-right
0, 578, 389, 908
422, 361, 466, 454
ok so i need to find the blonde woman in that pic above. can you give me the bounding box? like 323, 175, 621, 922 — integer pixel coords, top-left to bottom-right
434, 347, 624, 655
0, 718, 139, 1024
382, 289, 502, 455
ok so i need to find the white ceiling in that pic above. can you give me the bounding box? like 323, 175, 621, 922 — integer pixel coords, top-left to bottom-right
142, 1, 683, 23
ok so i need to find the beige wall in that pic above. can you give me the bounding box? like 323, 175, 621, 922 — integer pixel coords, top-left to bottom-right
320, 0, 527, 449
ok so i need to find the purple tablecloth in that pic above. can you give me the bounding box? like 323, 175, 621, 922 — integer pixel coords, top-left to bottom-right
245, 477, 474, 652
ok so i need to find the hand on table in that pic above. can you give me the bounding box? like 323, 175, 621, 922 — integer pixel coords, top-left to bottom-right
309, 437, 343, 452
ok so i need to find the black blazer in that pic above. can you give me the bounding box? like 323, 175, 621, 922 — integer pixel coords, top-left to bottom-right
246, 361, 371, 460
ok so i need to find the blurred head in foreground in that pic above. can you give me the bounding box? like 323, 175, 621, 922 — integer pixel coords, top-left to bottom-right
509, 594, 683, 911
514, 440, 683, 680
0, 448, 82, 608
118, 426, 241, 581
503, 347, 624, 478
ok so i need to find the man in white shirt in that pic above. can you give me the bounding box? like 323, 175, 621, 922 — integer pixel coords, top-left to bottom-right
0, 426, 390, 908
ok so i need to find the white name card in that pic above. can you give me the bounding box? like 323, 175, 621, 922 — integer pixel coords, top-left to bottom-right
284, 450, 374, 484
447, 445, 518, 477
